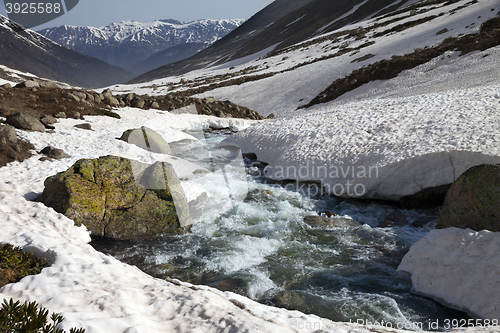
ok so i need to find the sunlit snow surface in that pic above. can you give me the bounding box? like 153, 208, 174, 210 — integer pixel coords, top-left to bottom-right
224, 84, 500, 200
110, 0, 499, 117
398, 228, 500, 320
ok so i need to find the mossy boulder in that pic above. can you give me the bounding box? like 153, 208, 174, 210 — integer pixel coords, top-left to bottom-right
37, 155, 190, 239
438, 164, 500, 231
132, 98, 145, 108
104, 96, 120, 107
119, 126, 171, 155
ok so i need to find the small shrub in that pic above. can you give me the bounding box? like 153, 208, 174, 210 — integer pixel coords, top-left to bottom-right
480, 17, 500, 32
0, 298, 85, 333
0, 244, 49, 287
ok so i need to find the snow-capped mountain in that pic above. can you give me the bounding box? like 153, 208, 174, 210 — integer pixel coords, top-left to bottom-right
131, 0, 425, 82
0, 15, 132, 87
125, 0, 500, 114
38, 19, 245, 74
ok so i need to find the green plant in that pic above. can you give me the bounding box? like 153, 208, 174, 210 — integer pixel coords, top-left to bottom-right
0, 298, 85, 333
0, 244, 49, 286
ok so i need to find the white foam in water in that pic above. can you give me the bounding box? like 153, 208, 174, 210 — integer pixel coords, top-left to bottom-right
246, 270, 278, 300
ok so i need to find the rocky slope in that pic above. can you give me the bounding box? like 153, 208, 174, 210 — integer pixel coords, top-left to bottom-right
131, 0, 416, 82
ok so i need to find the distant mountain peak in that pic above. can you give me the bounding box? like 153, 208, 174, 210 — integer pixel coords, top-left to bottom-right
39, 18, 245, 74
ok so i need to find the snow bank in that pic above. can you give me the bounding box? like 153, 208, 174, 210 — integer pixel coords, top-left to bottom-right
0, 78, 15, 86
397, 228, 500, 320
224, 85, 500, 200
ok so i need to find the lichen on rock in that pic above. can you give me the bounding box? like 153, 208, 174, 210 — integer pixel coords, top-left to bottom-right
37, 155, 190, 240
438, 163, 500, 231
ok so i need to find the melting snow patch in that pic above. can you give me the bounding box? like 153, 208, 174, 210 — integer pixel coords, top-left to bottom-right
398, 228, 500, 320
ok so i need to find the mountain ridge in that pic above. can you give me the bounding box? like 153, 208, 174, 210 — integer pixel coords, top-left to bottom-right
38, 19, 245, 74
130, 0, 416, 83
0, 15, 133, 88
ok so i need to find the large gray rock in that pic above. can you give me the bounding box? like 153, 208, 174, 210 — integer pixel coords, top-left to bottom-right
104, 96, 120, 107
40, 146, 69, 159
38, 81, 58, 88
6, 113, 45, 132
93, 93, 102, 103
74, 123, 92, 130
15, 80, 39, 88
72, 91, 87, 101
37, 155, 191, 240
85, 93, 95, 103
62, 91, 80, 102
124, 93, 135, 103
438, 164, 500, 231
132, 98, 145, 108
102, 88, 113, 99
119, 126, 171, 155
40, 115, 57, 126
0, 124, 17, 143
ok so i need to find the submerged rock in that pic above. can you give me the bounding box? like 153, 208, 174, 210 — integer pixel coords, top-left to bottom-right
304, 215, 360, 228
37, 155, 191, 240
438, 164, 500, 231
380, 209, 409, 228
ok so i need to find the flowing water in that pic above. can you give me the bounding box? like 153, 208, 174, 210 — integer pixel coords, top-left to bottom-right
92, 130, 469, 330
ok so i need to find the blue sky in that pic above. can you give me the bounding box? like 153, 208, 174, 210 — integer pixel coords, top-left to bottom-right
1, 0, 275, 30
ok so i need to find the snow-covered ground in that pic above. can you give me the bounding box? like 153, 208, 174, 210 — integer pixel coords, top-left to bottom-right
224, 83, 500, 200
398, 228, 500, 320
193, 0, 499, 116
2, 105, 499, 333
2, 0, 500, 330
